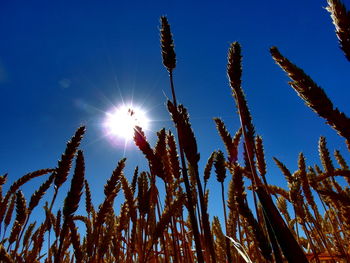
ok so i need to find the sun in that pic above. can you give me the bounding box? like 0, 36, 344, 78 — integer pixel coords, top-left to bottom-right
104, 104, 150, 141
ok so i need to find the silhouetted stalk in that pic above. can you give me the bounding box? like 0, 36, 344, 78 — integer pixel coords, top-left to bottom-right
169, 71, 177, 109
262, 210, 283, 263
48, 190, 58, 213
251, 186, 262, 226
228, 42, 308, 262
192, 167, 217, 262
220, 182, 232, 262
236, 218, 243, 263
191, 192, 202, 235
165, 17, 231, 263
47, 226, 51, 262
168, 77, 204, 262
161, 15, 204, 260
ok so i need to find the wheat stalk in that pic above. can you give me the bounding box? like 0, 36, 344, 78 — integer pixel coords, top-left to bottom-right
214, 150, 232, 262
229, 42, 308, 262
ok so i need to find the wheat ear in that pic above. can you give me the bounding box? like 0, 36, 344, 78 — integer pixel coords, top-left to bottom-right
0, 244, 14, 263
63, 150, 85, 220
160, 16, 176, 72
0, 174, 8, 203
56, 150, 85, 263
167, 131, 181, 179
270, 47, 350, 149
53, 126, 85, 189
120, 173, 137, 222
9, 191, 27, 246
134, 126, 166, 181
204, 151, 215, 192
84, 179, 94, 218
3, 195, 16, 238
0, 169, 53, 227
326, 0, 350, 61
50, 126, 85, 211
255, 136, 266, 177
104, 158, 125, 197
214, 118, 242, 163
131, 166, 139, 194
155, 128, 173, 183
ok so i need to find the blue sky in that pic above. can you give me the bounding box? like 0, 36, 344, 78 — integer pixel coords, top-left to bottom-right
1, 0, 349, 216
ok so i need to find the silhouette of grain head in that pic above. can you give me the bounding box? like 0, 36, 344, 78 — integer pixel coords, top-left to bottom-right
326, 0, 350, 61
227, 42, 242, 89
54, 126, 85, 189
270, 47, 350, 148
214, 150, 226, 183
214, 118, 242, 164
255, 136, 266, 177
227, 43, 255, 145
63, 150, 85, 220
160, 16, 176, 71
167, 131, 181, 179
204, 151, 216, 187
104, 158, 125, 197
28, 173, 55, 212
0, 174, 7, 185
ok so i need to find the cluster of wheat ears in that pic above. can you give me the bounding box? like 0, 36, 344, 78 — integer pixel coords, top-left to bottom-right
1, 0, 350, 262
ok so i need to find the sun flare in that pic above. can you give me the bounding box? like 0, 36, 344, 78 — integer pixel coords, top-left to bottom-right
104, 105, 150, 141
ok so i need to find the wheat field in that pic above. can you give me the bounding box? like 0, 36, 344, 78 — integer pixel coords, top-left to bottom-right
1, 0, 350, 262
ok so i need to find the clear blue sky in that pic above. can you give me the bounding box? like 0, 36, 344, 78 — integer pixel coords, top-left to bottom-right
1, 0, 349, 216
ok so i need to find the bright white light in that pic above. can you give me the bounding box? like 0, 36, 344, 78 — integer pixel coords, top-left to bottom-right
104, 105, 150, 141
